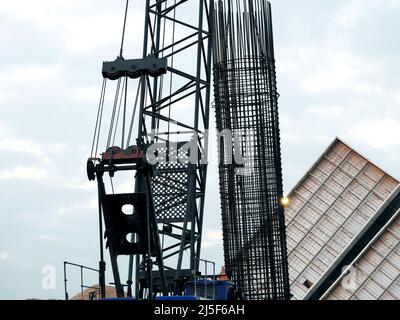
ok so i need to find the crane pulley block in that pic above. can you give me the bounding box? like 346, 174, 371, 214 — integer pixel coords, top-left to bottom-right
102, 56, 168, 80
102, 146, 144, 164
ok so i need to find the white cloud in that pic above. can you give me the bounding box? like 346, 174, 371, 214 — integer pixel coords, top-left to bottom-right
57, 197, 98, 216
88, 197, 98, 210
0, 0, 144, 53
0, 138, 67, 168
0, 138, 44, 157
0, 252, 10, 260
0, 166, 50, 181
332, 0, 398, 31
62, 15, 127, 53
73, 86, 103, 103
37, 235, 56, 241
277, 0, 394, 98
0, 65, 62, 86
0, 65, 63, 104
305, 106, 344, 119
350, 119, 400, 148
281, 132, 330, 144
67, 179, 95, 191
57, 208, 73, 216
302, 52, 374, 94
334, 0, 361, 30
202, 230, 223, 248
277, 45, 384, 96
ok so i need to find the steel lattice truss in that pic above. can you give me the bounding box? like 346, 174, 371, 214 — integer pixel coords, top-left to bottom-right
89, 0, 214, 300
212, 0, 290, 300
136, 0, 214, 297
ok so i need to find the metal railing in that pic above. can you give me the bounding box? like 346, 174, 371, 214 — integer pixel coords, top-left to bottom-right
64, 261, 100, 300
193, 258, 216, 300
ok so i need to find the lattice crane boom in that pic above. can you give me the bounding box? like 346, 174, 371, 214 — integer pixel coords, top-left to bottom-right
87, 0, 214, 300
86, 0, 290, 301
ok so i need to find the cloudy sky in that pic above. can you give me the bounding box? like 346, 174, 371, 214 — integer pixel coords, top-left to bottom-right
0, 0, 399, 299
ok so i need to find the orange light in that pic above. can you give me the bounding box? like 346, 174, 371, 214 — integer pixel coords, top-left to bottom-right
280, 196, 290, 207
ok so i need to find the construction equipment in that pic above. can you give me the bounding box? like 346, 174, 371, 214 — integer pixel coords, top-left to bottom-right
87, 0, 213, 300
156, 280, 242, 301
212, 0, 291, 300
85, 0, 290, 300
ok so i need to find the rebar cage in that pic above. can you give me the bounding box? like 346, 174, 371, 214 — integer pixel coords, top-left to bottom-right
213, 0, 290, 300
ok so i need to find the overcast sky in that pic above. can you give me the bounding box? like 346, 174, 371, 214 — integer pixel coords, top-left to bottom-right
0, 0, 399, 300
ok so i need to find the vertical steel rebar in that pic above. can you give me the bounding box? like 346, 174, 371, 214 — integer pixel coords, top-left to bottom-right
212, 0, 290, 300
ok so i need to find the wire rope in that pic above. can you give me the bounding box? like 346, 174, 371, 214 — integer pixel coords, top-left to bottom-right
112, 76, 127, 147
90, 79, 107, 158
107, 79, 122, 149
119, 0, 130, 58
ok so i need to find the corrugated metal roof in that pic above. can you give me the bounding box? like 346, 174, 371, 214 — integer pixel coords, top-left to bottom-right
305, 184, 400, 299
320, 187, 400, 300
285, 138, 399, 300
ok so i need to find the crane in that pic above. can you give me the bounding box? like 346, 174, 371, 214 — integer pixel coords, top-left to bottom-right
86, 0, 213, 300
86, 0, 290, 300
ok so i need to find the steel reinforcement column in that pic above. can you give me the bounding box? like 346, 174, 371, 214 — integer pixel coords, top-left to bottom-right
212, 0, 290, 300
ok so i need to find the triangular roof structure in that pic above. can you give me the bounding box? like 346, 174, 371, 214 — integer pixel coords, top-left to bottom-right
317, 186, 400, 300
285, 137, 399, 300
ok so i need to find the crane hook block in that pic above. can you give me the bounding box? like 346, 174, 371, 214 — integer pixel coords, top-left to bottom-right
102, 56, 168, 80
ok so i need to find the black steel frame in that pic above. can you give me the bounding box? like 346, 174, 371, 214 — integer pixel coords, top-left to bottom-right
212, 0, 290, 300
134, 0, 214, 298
90, 0, 214, 300
63, 261, 100, 300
